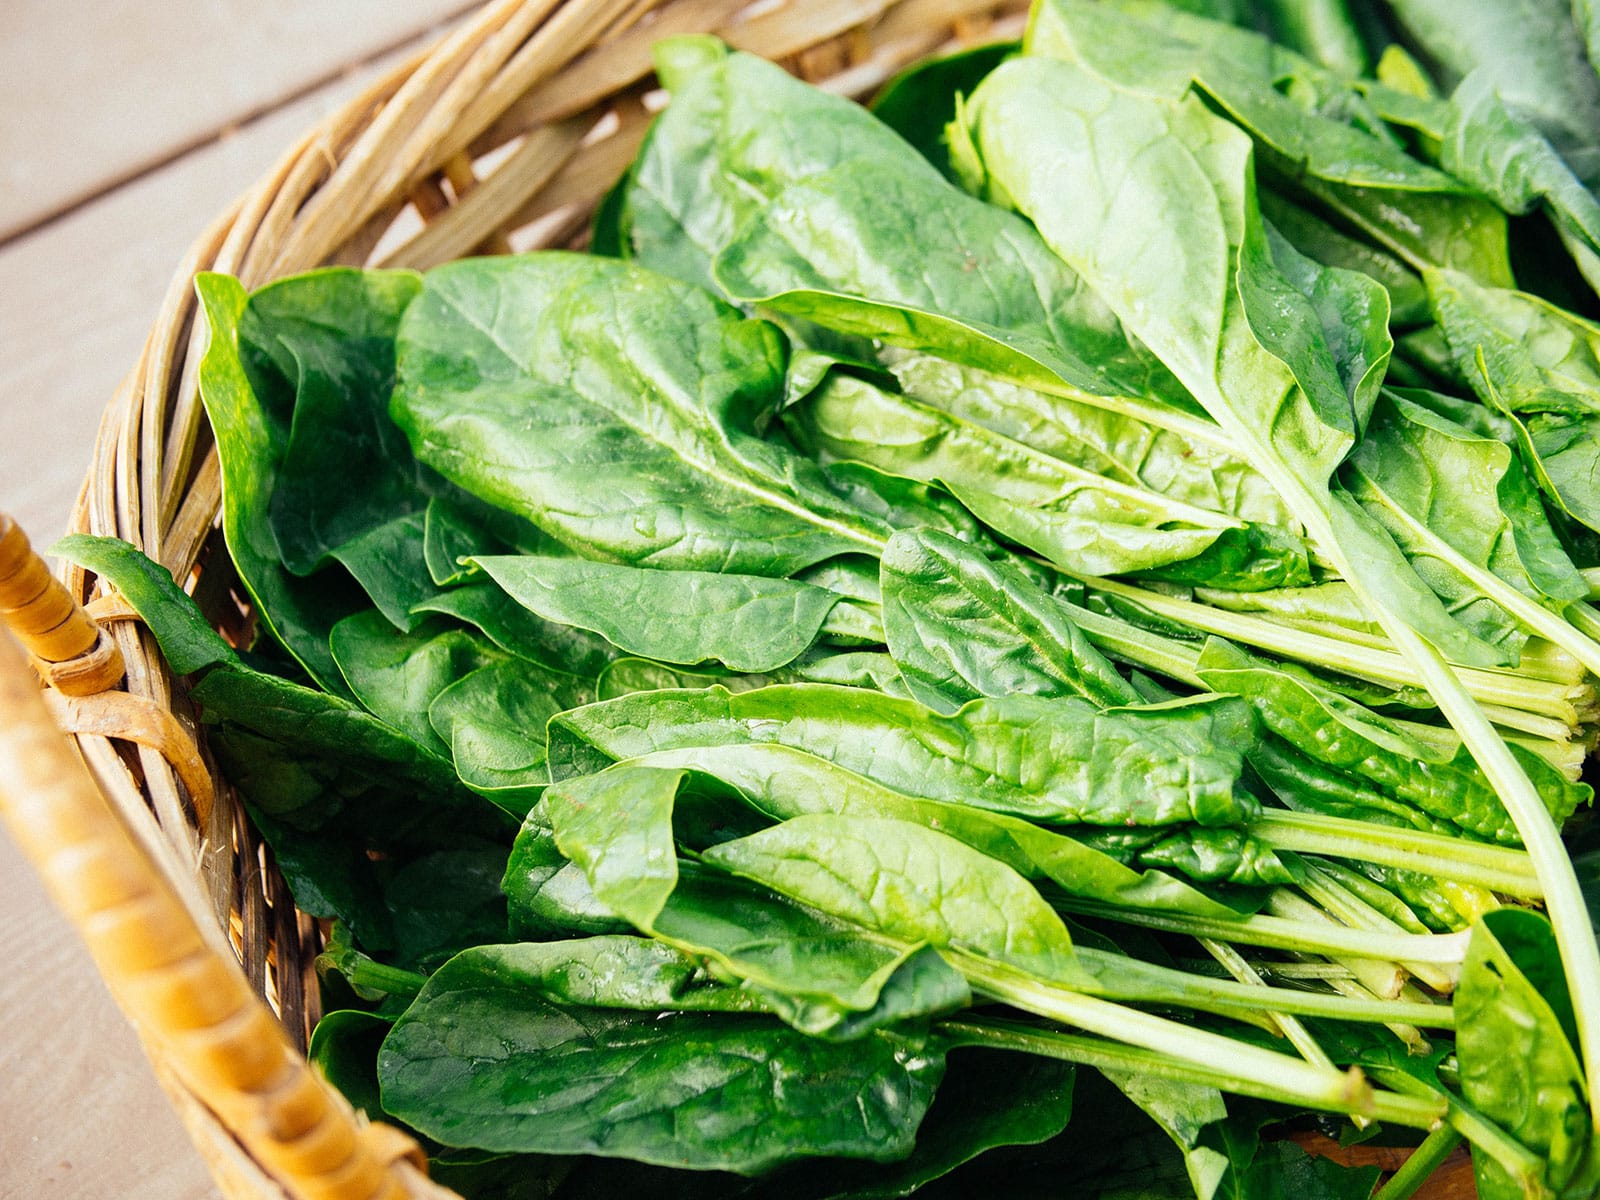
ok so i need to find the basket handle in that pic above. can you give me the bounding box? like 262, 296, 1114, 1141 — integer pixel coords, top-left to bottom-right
0, 517, 431, 1200
0, 514, 126, 695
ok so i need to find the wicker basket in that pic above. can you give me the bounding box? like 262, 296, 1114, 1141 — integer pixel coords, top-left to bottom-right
0, 1, 1479, 1197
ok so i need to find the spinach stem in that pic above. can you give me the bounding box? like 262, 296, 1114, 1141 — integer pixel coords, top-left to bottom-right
1372, 1069, 1545, 1192
1252, 810, 1541, 897
1083, 576, 1583, 722
1239, 443, 1600, 1134
1075, 947, 1454, 1028
1370, 1126, 1464, 1200
1292, 859, 1457, 992
1198, 937, 1338, 1070
1057, 896, 1470, 964
951, 954, 1445, 1128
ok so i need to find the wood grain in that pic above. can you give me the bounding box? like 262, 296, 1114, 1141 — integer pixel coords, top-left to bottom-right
0, 0, 479, 239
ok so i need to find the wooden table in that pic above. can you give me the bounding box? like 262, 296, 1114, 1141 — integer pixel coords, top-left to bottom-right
0, 6, 472, 1194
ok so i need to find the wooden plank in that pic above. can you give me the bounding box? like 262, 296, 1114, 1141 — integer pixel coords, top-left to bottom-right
0, 0, 478, 239
0, 36, 441, 1200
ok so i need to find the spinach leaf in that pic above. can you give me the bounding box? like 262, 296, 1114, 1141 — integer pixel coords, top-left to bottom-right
472, 554, 842, 673
794, 373, 1310, 588
1260, 191, 1430, 327
1196, 639, 1590, 842
627, 40, 1196, 417
703, 814, 1085, 985
787, 1049, 1075, 1199
1456, 909, 1591, 1198
236, 268, 429, 576
1437, 70, 1600, 294
328, 511, 439, 632
1342, 390, 1589, 660
378, 961, 945, 1171
330, 613, 504, 758
1026, 0, 1515, 285
536, 764, 973, 1039
1429, 267, 1600, 533
427, 657, 582, 800
953, 52, 1507, 673
1383, 0, 1600, 192
54, 534, 239, 675
308, 1010, 393, 1121
420, 493, 570, 588
1255, 0, 1369, 76
390, 253, 886, 575
1097, 1071, 1228, 1200
880, 527, 1139, 711
196, 273, 384, 689
548, 683, 1257, 828
412, 581, 616, 679
884, 350, 1296, 529
615, 740, 1252, 916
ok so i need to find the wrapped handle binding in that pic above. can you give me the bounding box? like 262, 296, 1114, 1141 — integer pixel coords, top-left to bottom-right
0, 513, 124, 695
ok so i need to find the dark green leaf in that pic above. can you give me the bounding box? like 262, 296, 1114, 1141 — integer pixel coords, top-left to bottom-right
1457, 909, 1590, 1197
548, 683, 1258, 827
704, 814, 1085, 984
391, 253, 886, 575
880, 527, 1139, 711
473, 554, 842, 672
378, 965, 945, 1171
52, 534, 237, 675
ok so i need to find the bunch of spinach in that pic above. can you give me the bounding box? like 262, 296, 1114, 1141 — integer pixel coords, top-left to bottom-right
56, 2, 1600, 1195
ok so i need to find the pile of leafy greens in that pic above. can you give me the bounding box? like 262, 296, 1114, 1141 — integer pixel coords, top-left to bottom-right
61, 2, 1600, 1196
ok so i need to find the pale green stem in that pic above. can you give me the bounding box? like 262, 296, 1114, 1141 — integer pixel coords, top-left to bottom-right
1200, 937, 1340, 1070
1250, 450, 1600, 1135
1382, 620, 1600, 1133
1055, 596, 1207, 686
1371, 1126, 1465, 1200
1386, 716, 1584, 778
950, 952, 1445, 1129
1294, 860, 1458, 992
1267, 890, 1413, 999
1251, 810, 1541, 898
938, 1017, 1345, 1114
1057, 895, 1470, 964
1373, 1069, 1546, 1194
1566, 600, 1600, 656
1076, 946, 1453, 1028
1083, 575, 1583, 722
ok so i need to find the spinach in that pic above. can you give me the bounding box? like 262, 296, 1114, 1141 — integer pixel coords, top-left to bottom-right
1025, 0, 1516, 285
1429, 267, 1600, 534
1456, 910, 1591, 1197
115, 14, 1600, 1190
378, 951, 946, 1172
880, 528, 1139, 711
472, 555, 844, 672
625, 41, 1201, 417
549, 683, 1258, 828
885, 350, 1295, 528
391, 253, 887, 575
1382, 0, 1600, 192
792, 372, 1309, 588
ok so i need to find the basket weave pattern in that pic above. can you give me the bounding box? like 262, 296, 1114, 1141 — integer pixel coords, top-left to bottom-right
47, 2, 1031, 1196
